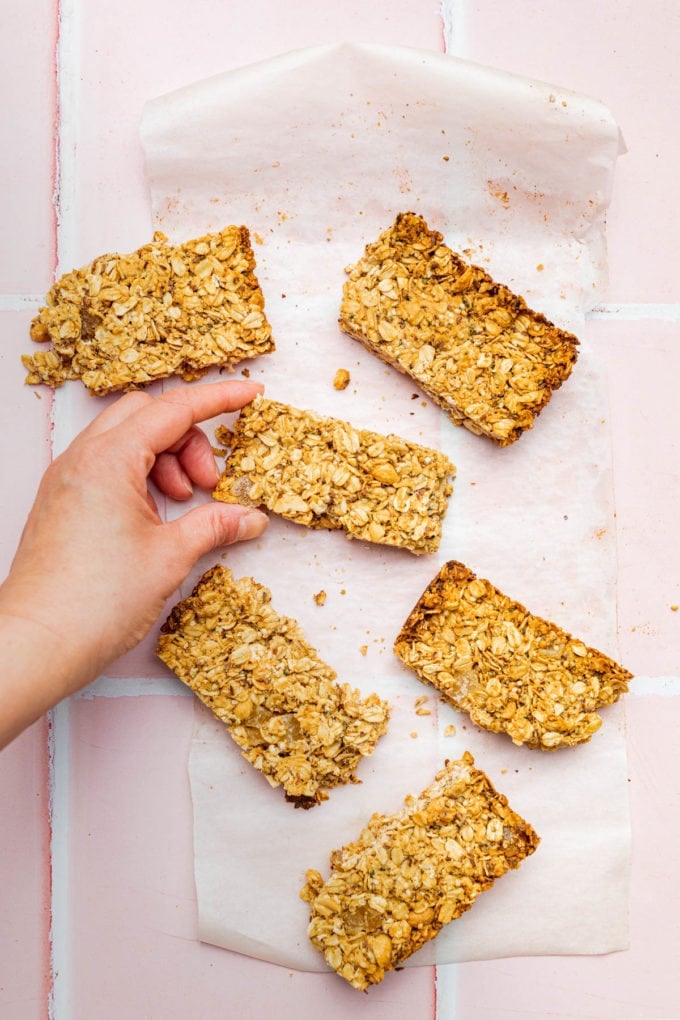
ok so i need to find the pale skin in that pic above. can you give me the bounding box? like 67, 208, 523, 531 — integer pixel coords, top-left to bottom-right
0, 380, 268, 750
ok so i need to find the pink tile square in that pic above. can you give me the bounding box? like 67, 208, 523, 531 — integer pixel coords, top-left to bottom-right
590, 318, 680, 674
0, 718, 50, 1020
0, 312, 52, 580
66, 2, 444, 264
67, 695, 435, 1017
452, 0, 680, 303
448, 693, 680, 1019
0, 0, 57, 293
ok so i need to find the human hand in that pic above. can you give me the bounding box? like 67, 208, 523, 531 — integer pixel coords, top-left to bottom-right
0, 380, 267, 741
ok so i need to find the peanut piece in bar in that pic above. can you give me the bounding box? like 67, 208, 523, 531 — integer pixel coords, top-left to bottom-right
394, 561, 632, 750
157, 566, 389, 808
212, 395, 455, 554
340, 212, 578, 446
24, 226, 274, 395
301, 752, 539, 990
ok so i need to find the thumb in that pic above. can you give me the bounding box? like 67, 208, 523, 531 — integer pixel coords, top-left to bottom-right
164, 502, 268, 567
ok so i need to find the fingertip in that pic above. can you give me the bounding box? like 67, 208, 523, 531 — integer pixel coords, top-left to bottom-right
235, 508, 269, 542
225, 378, 264, 409
150, 452, 194, 500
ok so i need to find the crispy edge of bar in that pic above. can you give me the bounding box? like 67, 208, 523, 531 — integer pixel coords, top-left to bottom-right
300, 751, 539, 990
339, 211, 579, 446
393, 560, 633, 750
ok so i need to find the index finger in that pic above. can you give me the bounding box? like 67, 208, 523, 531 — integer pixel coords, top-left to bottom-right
112, 380, 264, 458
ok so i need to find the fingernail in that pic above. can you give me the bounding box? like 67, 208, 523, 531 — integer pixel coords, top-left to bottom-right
178, 467, 194, 496
236, 509, 268, 542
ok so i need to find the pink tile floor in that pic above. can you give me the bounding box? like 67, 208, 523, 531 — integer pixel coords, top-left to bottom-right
2, 2, 680, 1018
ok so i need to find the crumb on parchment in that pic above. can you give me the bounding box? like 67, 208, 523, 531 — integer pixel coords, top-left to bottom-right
333, 368, 351, 390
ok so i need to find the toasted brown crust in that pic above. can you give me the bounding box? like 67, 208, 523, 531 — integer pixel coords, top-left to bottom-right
24, 226, 274, 394
157, 565, 389, 807
300, 752, 539, 989
394, 561, 632, 749
340, 212, 578, 446
212, 394, 455, 554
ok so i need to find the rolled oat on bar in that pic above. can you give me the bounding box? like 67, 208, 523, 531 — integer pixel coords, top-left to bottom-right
213, 395, 455, 555
340, 212, 578, 446
157, 565, 389, 808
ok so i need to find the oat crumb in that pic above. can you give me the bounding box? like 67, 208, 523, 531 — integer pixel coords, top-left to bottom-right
333, 368, 351, 390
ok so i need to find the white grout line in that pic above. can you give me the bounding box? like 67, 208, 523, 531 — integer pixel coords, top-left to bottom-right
588, 303, 680, 321
51, 5, 81, 281
71, 675, 680, 699
440, 0, 466, 57
628, 675, 680, 696
76, 674, 190, 698
435, 963, 457, 1018
2, 296, 679, 321
48, 1, 81, 1018
47, 701, 71, 1020
0, 294, 44, 311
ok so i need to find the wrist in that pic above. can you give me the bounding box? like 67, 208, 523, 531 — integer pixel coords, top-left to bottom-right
0, 583, 99, 748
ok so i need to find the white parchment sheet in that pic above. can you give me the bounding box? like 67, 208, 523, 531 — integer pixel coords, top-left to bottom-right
141, 44, 629, 968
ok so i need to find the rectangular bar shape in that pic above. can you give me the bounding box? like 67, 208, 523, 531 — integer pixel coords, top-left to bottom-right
301, 752, 539, 989
394, 560, 632, 749
157, 566, 389, 807
340, 212, 578, 445
24, 226, 274, 394
213, 395, 455, 554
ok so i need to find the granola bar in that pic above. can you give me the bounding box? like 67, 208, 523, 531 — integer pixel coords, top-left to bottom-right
394, 561, 632, 750
339, 212, 578, 446
212, 395, 455, 554
300, 752, 539, 990
157, 565, 389, 807
24, 226, 274, 395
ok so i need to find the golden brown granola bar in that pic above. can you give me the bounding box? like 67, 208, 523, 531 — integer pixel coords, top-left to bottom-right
157, 565, 389, 807
24, 226, 274, 395
300, 752, 539, 990
394, 561, 632, 750
212, 395, 455, 554
339, 212, 578, 446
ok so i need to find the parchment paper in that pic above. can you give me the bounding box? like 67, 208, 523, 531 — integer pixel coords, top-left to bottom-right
141, 44, 629, 968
